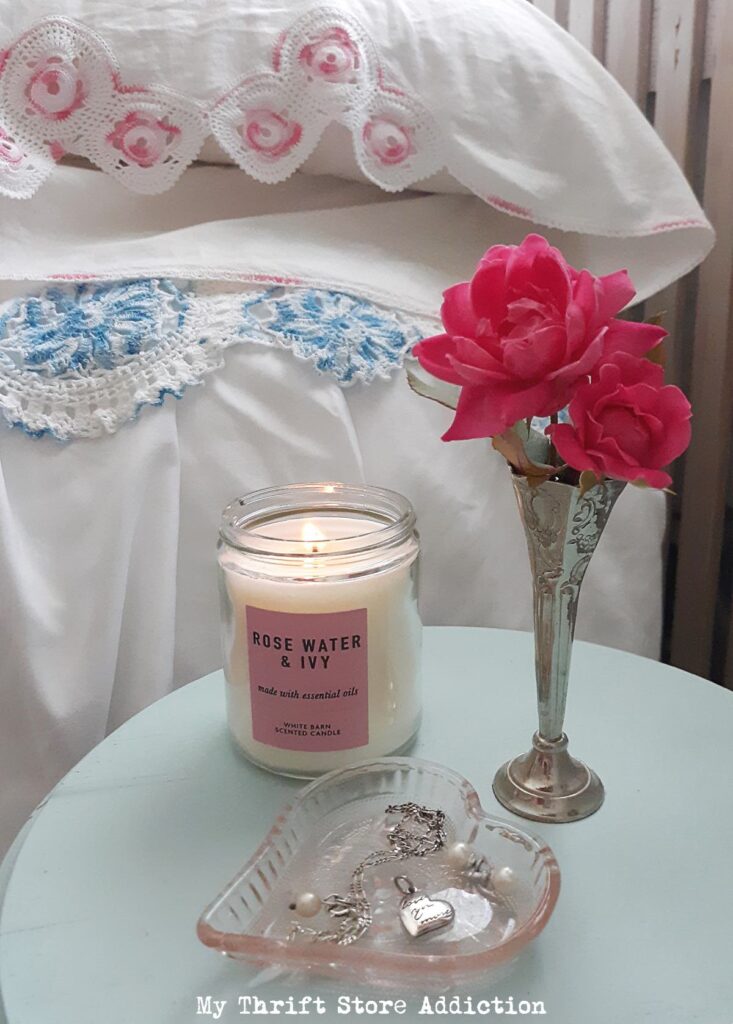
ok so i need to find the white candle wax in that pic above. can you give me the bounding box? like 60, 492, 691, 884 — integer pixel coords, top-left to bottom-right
219, 512, 421, 776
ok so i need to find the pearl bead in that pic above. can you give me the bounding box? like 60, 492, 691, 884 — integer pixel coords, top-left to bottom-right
294, 892, 321, 918
447, 841, 473, 868
492, 866, 517, 897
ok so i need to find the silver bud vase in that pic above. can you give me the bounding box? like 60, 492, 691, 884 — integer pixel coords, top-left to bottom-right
493, 474, 625, 823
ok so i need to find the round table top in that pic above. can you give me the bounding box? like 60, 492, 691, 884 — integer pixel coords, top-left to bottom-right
2, 627, 732, 1024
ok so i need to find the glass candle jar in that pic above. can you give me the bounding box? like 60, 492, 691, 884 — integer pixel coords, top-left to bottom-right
218, 483, 422, 777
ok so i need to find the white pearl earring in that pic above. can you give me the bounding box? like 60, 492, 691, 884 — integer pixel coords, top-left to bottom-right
446, 841, 473, 868
491, 866, 517, 897
290, 891, 322, 918
447, 841, 517, 901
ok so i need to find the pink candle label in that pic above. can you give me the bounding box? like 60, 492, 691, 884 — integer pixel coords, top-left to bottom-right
246, 605, 369, 751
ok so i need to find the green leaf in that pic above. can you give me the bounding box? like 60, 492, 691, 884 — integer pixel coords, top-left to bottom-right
513, 417, 552, 465
492, 427, 556, 487
645, 343, 666, 368
645, 311, 666, 327
406, 359, 460, 410
579, 470, 602, 496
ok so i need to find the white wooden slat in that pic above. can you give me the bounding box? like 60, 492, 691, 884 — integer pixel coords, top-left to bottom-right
650, 0, 707, 171
531, 0, 724, 679
671, 0, 733, 681
605, 0, 654, 105
530, 0, 570, 29
567, 0, 606, 58
703, 0, 721, 79
644, 0, 707, 389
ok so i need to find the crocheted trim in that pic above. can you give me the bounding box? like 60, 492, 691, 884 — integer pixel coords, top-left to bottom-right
0, 18, 207, 197
210, 6, 442, 190
0, 8, 442, 198
0, 279, 435, 440
241, 286, 426, 383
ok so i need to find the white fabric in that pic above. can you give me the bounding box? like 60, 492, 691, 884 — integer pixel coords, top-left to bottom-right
0, 2, 714, 288
0, 163, 713, 305
0, 167, 669, 855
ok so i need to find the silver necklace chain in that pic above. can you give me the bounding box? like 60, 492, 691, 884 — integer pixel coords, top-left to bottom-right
289, 802, 447, 946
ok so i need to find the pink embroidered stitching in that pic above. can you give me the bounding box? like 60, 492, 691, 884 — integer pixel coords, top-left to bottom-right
485, 195, 533, 219
651, 218, 708, 232
47, 272, 94, 280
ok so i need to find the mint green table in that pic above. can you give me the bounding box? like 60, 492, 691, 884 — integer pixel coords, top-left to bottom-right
1, 628, 732, 1024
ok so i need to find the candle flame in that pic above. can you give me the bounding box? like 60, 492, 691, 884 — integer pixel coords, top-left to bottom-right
301, 522, 327, 554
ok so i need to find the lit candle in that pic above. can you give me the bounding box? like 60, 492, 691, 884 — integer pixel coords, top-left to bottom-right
218, 483, 422, 776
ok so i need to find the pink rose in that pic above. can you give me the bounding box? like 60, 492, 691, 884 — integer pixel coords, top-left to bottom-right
106, 112, 180, 168
241, 108, 302, 159
25, 57, 86, 120
362, 117, 414, 166
299, 27, 360, 83
0, 129, 23, 168
413, 234, 666, 440
547, 353, 691, 488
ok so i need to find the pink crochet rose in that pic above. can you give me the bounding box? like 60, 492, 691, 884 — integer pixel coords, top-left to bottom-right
299, 27, 360, 82
362, 117, 414, 166
26, 57, 86, 120
242, 108, 302, 159
547, 353, 691, 488
414, 234, 666, 440
106, 112, 180, 168
0, 129, 23, 168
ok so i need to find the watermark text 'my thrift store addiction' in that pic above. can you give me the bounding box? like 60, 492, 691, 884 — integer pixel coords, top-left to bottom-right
196, 995, 548, 1019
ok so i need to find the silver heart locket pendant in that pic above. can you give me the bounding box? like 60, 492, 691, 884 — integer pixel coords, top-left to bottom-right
394, 876, 455, 938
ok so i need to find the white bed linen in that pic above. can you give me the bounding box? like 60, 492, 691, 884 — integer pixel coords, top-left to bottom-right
0, 164, 711, 304
0, 168, 667, 854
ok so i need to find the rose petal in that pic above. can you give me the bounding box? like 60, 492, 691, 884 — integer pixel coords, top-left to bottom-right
550, 327, 606, 382
548, 423, 603, 474
413, 335, 463, 385
596, 269, 636, 320
625, 466, 673, 488
502, 324, 565, 380
596, 405, 650, 463
470, 260, 507, 328
588, 442, 639, 475
602, 319, 666, 359
530, 250, 572, 311
648, 386, 692, 464
600, 351, 664, 388
443, 378, 553, 440
442, 383, 508, 440
441, 283, 477, 338
452, 336, 506, 381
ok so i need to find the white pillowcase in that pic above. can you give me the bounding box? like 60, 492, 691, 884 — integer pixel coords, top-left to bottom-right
0, 0, 713, 290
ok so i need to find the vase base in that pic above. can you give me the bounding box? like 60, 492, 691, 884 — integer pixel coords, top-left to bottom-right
492, 732, 604, 823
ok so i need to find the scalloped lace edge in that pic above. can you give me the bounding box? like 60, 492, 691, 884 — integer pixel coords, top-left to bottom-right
0, 283, 437, 441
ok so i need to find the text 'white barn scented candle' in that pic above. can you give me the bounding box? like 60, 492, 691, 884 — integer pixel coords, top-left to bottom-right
218, 483, 422, 776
